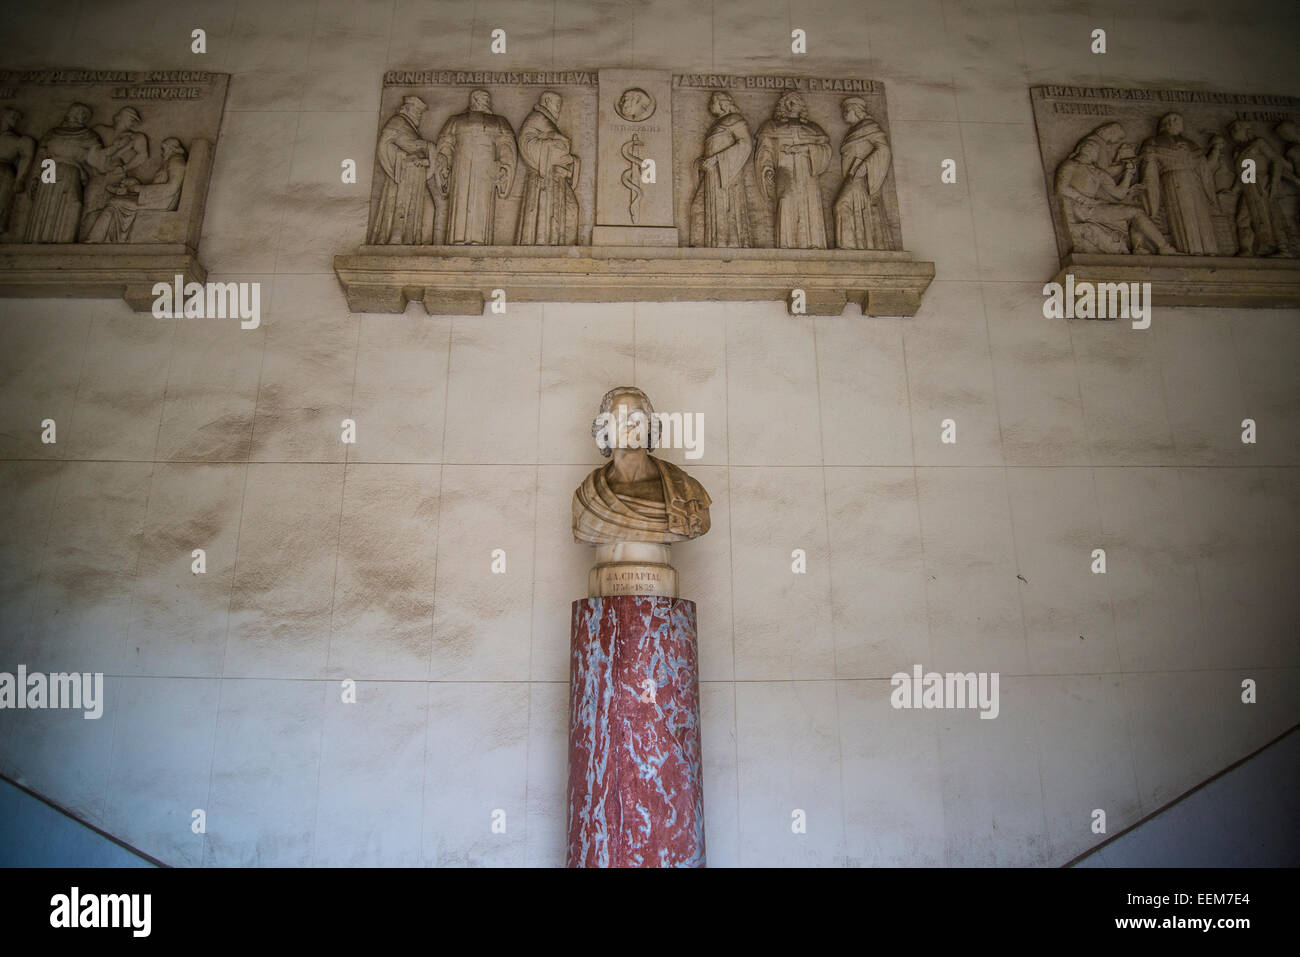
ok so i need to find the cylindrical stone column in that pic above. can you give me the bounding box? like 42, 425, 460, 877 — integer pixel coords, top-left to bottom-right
566, 594, 705, 867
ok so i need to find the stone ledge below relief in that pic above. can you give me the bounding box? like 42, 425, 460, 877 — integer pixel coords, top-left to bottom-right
333, 245, 935, 317
1051, 253, 1300, 311
0, 243, 205, 311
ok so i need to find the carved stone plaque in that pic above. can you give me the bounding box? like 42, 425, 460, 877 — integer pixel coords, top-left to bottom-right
1031, 85, 1300, 309
334, 70, 934, 316
0, 69, 229, 310
595, 69, 676, 245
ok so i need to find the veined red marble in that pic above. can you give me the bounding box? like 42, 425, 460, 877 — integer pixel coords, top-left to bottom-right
566, 595, 705, 867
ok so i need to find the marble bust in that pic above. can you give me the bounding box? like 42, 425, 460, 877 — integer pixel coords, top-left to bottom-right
573, 386, 711, 545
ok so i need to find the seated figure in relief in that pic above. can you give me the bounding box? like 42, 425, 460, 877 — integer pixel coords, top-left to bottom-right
572, 387, 711, 545
83, 137, 188, 243
1056, 125, 1179, 255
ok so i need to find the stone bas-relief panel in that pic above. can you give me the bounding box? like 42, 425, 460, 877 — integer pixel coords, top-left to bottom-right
673, 74, 903, 253
367, 71, 598, 248
0, 69, 228, 310
1032, 86, 1300, 308
335, 70, 934, 317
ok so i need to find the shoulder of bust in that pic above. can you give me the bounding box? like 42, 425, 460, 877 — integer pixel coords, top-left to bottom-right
657, 458, 710, 497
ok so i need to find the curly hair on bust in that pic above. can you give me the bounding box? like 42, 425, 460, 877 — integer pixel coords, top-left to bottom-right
591, 386, 658, 458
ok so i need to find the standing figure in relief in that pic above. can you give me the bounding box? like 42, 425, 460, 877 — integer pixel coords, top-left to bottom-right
369, 95, 437, 245
1225, 120, 1298, 257
832, 96, 894, 250
515, 90, 580, 245
433, 89, 518, 245
82, 107, 149, 240
1139, 112, 1225, 255
755, 91, 833, 249
25, 103, 101, 243
0, 109, 35, 234
1055, 127, 1179, 255
688, 91, 757, 248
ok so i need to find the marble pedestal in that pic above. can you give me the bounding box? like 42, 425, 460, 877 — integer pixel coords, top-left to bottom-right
566, 595, 705, 868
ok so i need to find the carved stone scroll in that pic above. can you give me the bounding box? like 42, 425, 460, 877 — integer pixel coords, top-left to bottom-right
0, 69, 229, 310
1032, 86, 1300, 309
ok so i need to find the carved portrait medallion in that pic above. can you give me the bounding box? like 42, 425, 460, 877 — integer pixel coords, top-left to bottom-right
615, 87, 655, 122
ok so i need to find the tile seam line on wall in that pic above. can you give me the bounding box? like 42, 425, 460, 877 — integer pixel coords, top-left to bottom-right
5, 460, 1295, 469
975, 282, 1051, 860
811, 317, 849, 859
897, 291, 946, 857
101, 451, 166, 830
310, 314, 362, 867
521, 305, 545, 862
721, 312, 742, 860
1061, 721, 1300, 868
73, 665, 1300, 683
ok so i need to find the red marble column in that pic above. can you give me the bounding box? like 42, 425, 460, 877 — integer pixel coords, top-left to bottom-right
566, 595, 705, 867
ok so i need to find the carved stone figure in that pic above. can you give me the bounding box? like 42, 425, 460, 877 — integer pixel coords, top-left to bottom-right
432, 89, 517, 245
688, 91, 757, 248
0, 109, 35, 233
1225, 120, 1298, 257
755, 92, 832, 249
1276, 120, 1300, 250
833, 96, 894, 250
516, 90, 580, 245
1055, 125, 1178, 255
369, 96, 436, 245
1278, 121, 1300, 170
573, 387, 711, 546
83, 137, 187, 244
24, 103, 101, 243
1139, 113, 1225, 255
82, 106, 150, 240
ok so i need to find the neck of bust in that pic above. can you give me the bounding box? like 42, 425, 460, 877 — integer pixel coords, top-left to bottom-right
609, 446, 656, 483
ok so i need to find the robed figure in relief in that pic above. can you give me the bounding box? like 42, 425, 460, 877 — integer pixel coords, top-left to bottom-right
689, 91, 757, 248
755, 91, 833, 249
433, 89, 517, 245
369, 96, 436, 245
1139, 112, 1225, 256
515, 90, 580, 246
833, 96, 895, 250
25, 103, 101, 243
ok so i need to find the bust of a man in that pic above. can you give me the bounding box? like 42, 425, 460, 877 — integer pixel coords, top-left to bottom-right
572, 387, 711, 545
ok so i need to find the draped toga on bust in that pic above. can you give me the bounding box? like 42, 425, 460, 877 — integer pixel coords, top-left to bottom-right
573, 457, 712, 544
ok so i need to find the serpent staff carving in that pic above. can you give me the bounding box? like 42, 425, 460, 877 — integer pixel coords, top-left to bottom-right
621, 132, 644, 224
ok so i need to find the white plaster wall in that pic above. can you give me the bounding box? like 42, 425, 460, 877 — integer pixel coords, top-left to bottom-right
0, 0, 1297, 867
